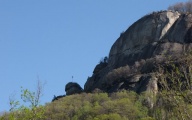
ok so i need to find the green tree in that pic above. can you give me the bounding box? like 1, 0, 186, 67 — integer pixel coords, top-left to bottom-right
0, 80, 46, 120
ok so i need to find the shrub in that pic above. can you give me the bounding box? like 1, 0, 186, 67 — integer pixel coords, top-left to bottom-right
168, 0, 192, 13
106, 65, 131, 85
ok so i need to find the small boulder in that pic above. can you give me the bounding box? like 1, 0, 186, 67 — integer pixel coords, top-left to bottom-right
52, 95, 65, 102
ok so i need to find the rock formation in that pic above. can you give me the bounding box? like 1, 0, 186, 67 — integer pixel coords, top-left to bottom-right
65, 82, 83, 95
84, 10, 192, 96
52, 82, 83, 102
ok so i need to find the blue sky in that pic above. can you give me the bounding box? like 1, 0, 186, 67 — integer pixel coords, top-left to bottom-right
0, 0, 187, 112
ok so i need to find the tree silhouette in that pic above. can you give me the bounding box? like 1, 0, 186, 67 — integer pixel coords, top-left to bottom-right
168, 0, 192, 13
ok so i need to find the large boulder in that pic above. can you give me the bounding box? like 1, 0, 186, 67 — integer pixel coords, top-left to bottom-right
65, 82, 83, 95
84, 10, 192, 94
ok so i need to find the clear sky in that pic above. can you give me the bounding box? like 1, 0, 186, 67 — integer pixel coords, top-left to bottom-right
0, 0, 187, 112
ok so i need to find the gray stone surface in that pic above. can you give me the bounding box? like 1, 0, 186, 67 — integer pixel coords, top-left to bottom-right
65, 82, 83, 95
84, 11, 192, 94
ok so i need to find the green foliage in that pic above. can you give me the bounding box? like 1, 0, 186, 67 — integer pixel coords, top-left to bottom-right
9, 97, 20, 112
2, 53, 192, 120
2, 78, 192, 120
150, 53, 192, 120
106, 65, 131, 85
0, 81, 45, 120
93, 113, 123, 120
44, 91, 149, 120
21, 87, 38, 107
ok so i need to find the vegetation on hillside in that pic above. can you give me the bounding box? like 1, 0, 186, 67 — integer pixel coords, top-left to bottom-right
2, 56, 192, 120
2, 50, 192, 120
2, 53, 192, 120
168, 0, 192, 13
44, 91, 151, 120
0, 80, 46, 120
152, 53, 192, 120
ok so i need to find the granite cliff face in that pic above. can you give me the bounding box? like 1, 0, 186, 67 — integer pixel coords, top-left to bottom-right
84, 11, 192, 94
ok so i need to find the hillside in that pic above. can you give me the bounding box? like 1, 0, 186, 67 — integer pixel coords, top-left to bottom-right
45, 10, 192, 119
2, 10, 192, 120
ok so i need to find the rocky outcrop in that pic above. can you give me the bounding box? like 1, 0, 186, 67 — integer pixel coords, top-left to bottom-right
84, 10, 192, 95
93, 62, 108, 74
65, 82, 83, 95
